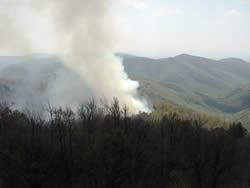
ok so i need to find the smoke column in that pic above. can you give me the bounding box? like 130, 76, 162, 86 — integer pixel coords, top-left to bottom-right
0, 0, 150, 113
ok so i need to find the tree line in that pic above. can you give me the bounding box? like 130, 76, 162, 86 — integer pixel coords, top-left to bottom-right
0, 99, 249, 188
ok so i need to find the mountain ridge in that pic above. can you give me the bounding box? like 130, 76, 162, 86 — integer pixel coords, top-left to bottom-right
117, 53, 250, 64
120, 53, 250, 128
0, 53, 250, 128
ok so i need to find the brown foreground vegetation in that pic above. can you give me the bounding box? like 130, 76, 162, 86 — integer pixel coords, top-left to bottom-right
0, 99, 249, 188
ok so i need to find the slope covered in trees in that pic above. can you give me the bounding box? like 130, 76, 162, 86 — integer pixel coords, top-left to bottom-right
120, 53, 250, 128
151, 102, 229, 129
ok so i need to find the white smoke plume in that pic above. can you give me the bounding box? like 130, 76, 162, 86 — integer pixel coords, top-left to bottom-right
0, 0, 150, 113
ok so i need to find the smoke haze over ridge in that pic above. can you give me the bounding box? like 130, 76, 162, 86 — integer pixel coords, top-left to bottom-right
0, 0, 150, 113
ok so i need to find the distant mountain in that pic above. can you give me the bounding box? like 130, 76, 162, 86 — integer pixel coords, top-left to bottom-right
0, 55, 92, 108
0, 56, 24, 70
1, 53, 250, 128
119, 53, 250, 128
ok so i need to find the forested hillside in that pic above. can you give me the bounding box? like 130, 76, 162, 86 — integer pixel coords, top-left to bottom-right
120, 53, 250, 128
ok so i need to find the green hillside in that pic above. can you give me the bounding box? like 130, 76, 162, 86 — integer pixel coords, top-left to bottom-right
120, 53, 250, 128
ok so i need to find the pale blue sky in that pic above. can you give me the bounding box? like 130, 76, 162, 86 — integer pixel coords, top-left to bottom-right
112, 0, 250, 60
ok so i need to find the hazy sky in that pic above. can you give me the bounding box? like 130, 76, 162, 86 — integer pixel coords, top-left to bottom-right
0, 0, 249, 60
112, 0, 250, 60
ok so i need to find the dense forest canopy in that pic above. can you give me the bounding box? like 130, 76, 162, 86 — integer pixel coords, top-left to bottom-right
0, 99, 249, 188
